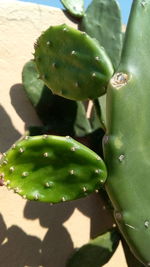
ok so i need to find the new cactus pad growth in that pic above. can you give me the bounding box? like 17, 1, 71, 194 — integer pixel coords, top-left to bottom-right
34, 24, 114, 100
0, 135, 107, 203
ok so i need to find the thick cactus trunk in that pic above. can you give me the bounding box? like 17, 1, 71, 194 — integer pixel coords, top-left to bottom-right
104, 0, 150, 265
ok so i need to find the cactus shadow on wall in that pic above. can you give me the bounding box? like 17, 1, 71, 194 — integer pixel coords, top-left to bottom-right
0, 213, 42, 267
24, 193, 114, 267
24, 200, 75, 267
9, 83, 42, 131
0, 105, 20, 153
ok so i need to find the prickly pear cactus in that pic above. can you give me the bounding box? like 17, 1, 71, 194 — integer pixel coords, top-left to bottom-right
34, 24, 114, 100
4, 0, 150, 265
0, 135, 107, 203
103, 0, 150, 265
81, 0, 122, 70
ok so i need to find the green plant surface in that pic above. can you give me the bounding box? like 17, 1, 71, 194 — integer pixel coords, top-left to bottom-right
67, 229, 120, 267
81, 0, 122, 70
92, 95, 106, 131
0, 135, 107, 203
22, 60, 92, 136
104, 0, 150, 265
34, 24, 114, 101
61, 0, 84, 18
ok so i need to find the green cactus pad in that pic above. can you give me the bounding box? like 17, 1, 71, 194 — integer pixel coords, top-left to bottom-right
67, 229, 120, 267
104, 0, 150, 265
34, 24, 114, 101
22, 60, 92, 136
0, 135, 107, 203
81, 0, 122, 70
61, 0, 84, 18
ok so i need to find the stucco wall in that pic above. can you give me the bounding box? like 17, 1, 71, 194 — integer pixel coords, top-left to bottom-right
0, 1, 127, 266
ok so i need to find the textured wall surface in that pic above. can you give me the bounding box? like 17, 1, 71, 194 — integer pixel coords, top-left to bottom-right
0, 1, 127, 266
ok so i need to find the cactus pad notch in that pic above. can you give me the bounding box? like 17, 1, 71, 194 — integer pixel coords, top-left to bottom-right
0, 135, 107, 203
34, 24, 114, 101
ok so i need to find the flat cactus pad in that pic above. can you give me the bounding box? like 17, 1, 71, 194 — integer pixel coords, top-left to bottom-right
34, 24, 114, 101
0, 135, 107, 203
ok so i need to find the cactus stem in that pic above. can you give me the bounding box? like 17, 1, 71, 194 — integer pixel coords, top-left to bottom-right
22, 172, 29, 177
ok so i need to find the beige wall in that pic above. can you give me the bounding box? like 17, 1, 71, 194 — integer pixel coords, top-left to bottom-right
0, 1, 127, 266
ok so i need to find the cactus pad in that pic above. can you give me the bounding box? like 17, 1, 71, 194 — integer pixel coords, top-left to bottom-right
0, 135, 107, 203
104, 0, 150, 264
22, 60, 92, 136
61, 0, 84, 18
81, 0, 122, 70
34, 24, 114, 101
